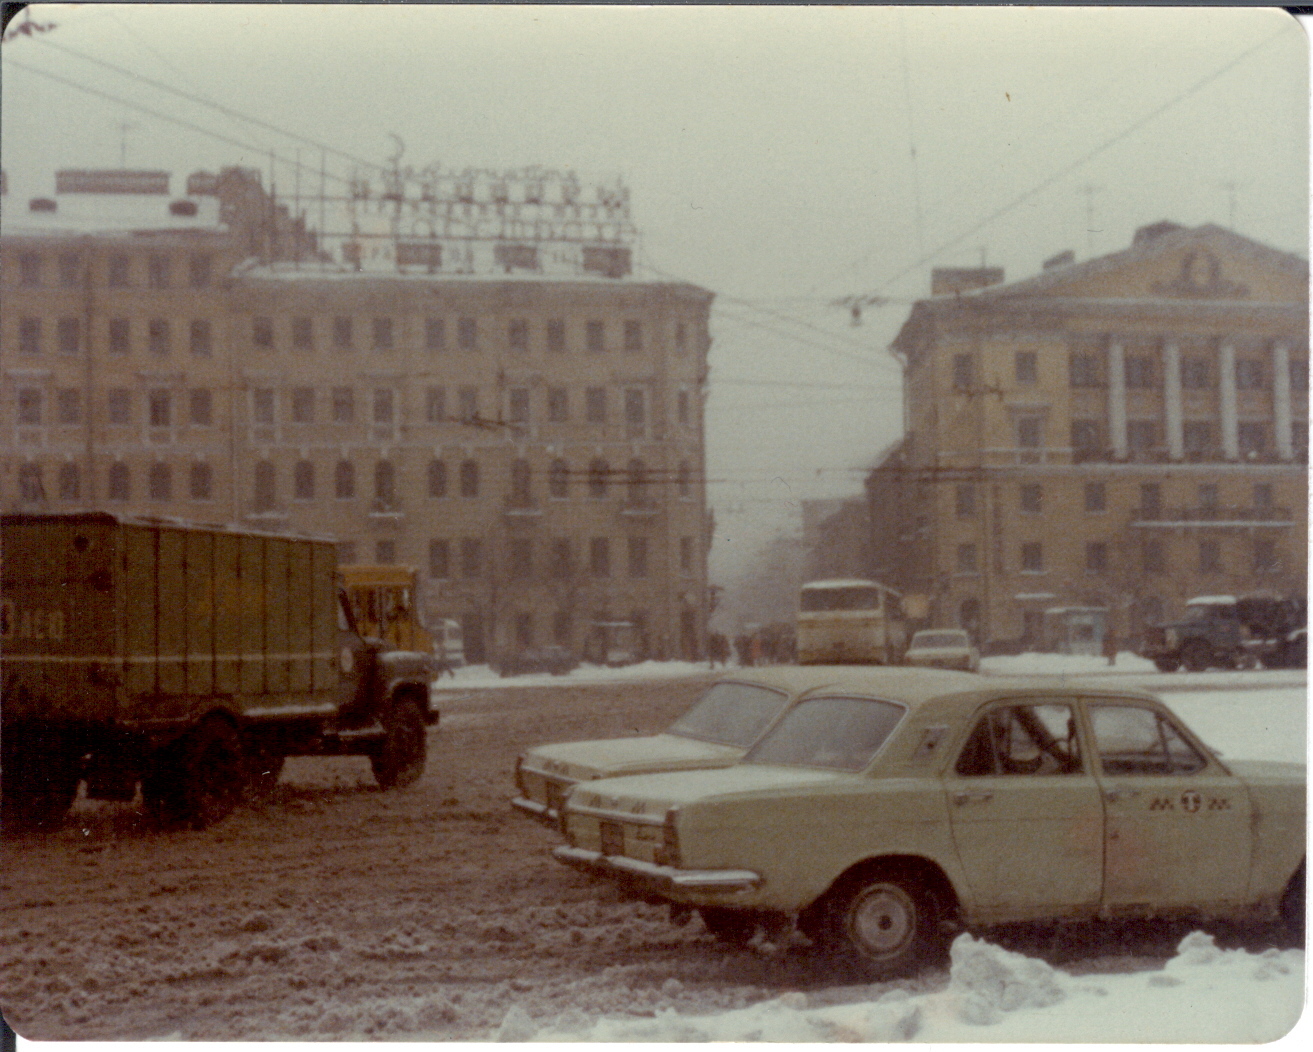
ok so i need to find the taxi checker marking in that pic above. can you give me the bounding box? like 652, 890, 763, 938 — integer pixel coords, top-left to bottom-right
1148, 791, 1227, 812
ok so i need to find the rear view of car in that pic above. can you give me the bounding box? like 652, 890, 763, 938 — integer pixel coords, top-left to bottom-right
904, 629, 979, 672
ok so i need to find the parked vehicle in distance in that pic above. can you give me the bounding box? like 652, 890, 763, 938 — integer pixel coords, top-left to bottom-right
434, 618, 465, 669
513, 666, 885, 826
553, 667, 1304, 978
1141, 593, 1307, 672
1, 513, 437, 834
797, 579, 906, 665
903, 628, 980, 672
498, 645, 579, 677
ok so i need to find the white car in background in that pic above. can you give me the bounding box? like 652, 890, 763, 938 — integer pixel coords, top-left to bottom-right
904, 629, 980, 672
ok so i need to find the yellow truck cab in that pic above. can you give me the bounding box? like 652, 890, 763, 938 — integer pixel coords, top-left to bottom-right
337, 564, 436, 659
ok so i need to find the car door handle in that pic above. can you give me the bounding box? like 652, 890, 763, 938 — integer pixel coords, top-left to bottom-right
1104, 788, 1139, 802
952, 790, 994, 805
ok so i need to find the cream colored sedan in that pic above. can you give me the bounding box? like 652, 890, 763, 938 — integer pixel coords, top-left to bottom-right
903, 628, 980, 672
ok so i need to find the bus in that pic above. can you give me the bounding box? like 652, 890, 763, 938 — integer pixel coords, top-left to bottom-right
796, 578, 907, 665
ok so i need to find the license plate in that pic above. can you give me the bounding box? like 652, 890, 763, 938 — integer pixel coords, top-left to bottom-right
599, 820, 624, 856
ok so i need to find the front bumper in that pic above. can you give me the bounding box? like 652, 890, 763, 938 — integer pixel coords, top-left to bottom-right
552, 845, 762, 897
511, 795, 560, 826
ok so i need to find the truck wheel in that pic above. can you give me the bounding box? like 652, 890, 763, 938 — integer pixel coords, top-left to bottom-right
1153, 657, 1181, 673
816, 867, 945, 979
1, 743, 79, 835
147, 719, 247, 829
371, 699, 426, 790
1181, 640, 1212, 673
698, 907, 757, 945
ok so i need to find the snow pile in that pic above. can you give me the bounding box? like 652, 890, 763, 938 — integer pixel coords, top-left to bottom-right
982, 651, 1158, 676
433, 659, 713, 691
508, 931, 1304, 1043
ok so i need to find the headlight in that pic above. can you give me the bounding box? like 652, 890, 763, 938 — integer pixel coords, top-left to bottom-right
654, 806, 681, 867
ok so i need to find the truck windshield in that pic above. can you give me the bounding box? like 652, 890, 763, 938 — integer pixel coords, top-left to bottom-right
667, 682, 790, 747
745, 695, 906, 772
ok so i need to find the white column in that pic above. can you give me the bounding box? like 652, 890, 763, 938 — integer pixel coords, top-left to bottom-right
1219, 341, 1239, 460
1108, 342, 1128, 459
1163, 341, 1183, 460
1272, 342, 1293, 461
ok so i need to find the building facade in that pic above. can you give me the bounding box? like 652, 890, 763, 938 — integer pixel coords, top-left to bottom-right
868, 222, 1308, 652
2, 168, 714, 664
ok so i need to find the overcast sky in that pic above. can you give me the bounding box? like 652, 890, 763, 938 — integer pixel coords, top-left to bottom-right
3, 4, 1307, 587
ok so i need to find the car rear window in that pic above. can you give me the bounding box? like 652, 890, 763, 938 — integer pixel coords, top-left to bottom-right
744, 695, 906, 772
667, 682, 790, 747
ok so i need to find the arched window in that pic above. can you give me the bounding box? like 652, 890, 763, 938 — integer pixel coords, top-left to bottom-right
588, 458, 609, 499
18, 464, 45, 503
294, 460, 315, 500
335, 460, 355, 499
548, 458, 569, 498
148, 462, 172, 501
459, 459, 479, 497
107, 462, 130, 502
509, 458, 532, 506
427, 458, 447, 498
189, 463, 213, 500
253, 460, 276, 510
58, 463, 80, 501
374, 460, 396, 505
626, 458, 648, 505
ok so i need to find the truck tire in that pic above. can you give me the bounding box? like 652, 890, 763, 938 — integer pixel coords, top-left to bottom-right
1, 739, 79, 835
1181, 640, 1212, 673
814, 866, 945, 979
1153, 656, 1181, 673
371, 698, 426, 790
145, 718, 247, 829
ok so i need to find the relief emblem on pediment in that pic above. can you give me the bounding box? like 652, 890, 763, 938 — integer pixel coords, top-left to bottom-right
1151, 249, 1249, 299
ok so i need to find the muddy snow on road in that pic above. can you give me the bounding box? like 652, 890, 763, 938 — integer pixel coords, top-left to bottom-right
1, 667, 1304, 1043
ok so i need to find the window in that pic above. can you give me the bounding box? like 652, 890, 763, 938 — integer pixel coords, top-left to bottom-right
1254, 483, 1274, 512
333, 317, 353, 350
372, 317, 393, 351
1199, 539, 1221, 574
1015, 350, 1037, 385
1238, 422, 1268, 458
508, 538, 533, 578
294, 461, 315, 500
149, 389, 172, 428
1086, 541, 1107, 574
1290, 358, 1309, 391
624, 389, 646, 436
372, 389, 394, 426
1181, 355, 1210, 389
1016, 416, 1042, 449
56, 389, 82, 425
252, 317, 274, 350
188, 253, 212, 288
58, 463, 80, 500
955, 483, 976, 517
107, 254, 130, 287
425, 318, 446, 352
513, 613, 533, 648
675, 323, 688, 355
680, 536, 694, 573
425, 386, 446, 423
148, 318, 170, 356
19, 317, 40, 356
459, 459, 479, 497
252, 462, 276, 510
58, 253, 81, 287
292, 317, 314, 351
956, 543, 978, 574
1183, 420, 1213, 456
628, 536, 649, 577
189, 463, 213, 500
148, 255, 170, 289
586, 320, 605, 354
108, 318, 130, 356
508, 387, 530, 425
1020, 541, 1044, 572
1198, 483, 1219, 512
458, 386, 478, 422
252, 388, 275, 425
1253, 538, 1278, 573
585, 387, 607, 423
1139, 482, 1162, 516
291, 387, 315, 424
509, 459, 532, 506
332, 387, 355, 423
427, 459, 447, 498
57, 318, 80, 355
335, 460, 355, 499
17, 388, 42, 425
457, 317, 477, 351
1142, 538, 1166, 574
1125, 354, 1156, 388
624, 320, 642, 354
952, 352, 975, 391
546, 319, 566, 354
1088, 704, 1204, 776
626, 459, 648, 505
588, 458, 609, 498
107, 463, 130, 501
374, 461, 396, 505
107, 389, 131, 425
429, 540, 450, 579
18, 251, 43, 287
1235, 358, 1265, 391
1084, 481, 1106, 512
18, 464, 45, 502
547, 387, 568, 422
678, 461, 692, 498
375, 540, 396, 564
549, 458, 569, 498
550, 539, 573, 578
1127, 420, 1158, 453
677, 389, 691, 426
955, 704, 1081, 777
189, 319, 212, 357
1068, 350, 1102, 388
148, 463, 172, 501
1019, 483, 1042, 514
509, 319, 529, 353
461, 538, 483, 578
589, 537, 611, 577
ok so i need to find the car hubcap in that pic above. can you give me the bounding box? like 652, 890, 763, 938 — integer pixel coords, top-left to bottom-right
850, 884, 915, 956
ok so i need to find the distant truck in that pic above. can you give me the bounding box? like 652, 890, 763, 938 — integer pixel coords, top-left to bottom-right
0, 513, 438, 834
1140, 593, 1308, 672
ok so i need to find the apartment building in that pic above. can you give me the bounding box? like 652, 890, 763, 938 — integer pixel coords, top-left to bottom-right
867, 222, 1308, 651
1, 167, 714, 664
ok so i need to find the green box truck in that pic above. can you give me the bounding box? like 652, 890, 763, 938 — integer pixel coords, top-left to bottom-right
0, 512, 438, 833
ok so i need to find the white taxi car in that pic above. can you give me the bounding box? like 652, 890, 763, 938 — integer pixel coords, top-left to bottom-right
903, 628, 980, 672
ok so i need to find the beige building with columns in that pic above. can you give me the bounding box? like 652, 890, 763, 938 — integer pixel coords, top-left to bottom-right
868, 221, 1308, 651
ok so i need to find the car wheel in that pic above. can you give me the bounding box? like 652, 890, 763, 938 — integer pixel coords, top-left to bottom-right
1180, 640, 1212, 673
371, 698, 426, 790
698, 907, 757, 945
1153, 657, 1181, 673
817, 867, 945, 979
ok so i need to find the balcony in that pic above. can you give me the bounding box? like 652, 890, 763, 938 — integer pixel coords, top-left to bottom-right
619, 499, 661, 520
368, 499, 404, 523
503, 498, 543, 522
1130, 505, 1293, 528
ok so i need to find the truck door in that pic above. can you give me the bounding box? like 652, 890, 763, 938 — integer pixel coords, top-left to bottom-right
1087, 700, 1252, 910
